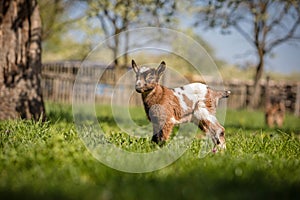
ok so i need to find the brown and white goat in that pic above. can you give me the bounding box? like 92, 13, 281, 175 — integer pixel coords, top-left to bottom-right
132, 60, 230, 150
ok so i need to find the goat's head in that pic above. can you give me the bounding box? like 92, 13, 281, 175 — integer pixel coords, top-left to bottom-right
132, 60, 166, 93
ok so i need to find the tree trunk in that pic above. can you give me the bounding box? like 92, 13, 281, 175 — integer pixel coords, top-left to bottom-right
265, 76, 271, 109
113, 31, 119, 67
250, 49, 264, 108
123, 29, 129, 66
113, 31, 124, 83
0, 0, 45, 120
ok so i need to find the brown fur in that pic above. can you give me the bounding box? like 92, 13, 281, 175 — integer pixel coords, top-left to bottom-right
265, 100, 285, 128
205, 89, 216, 115
205, 88, 229, 115
200, 119, 225, 146
265, 77, 285, 128
182, 94, 194, 112
142, 84, 182, 143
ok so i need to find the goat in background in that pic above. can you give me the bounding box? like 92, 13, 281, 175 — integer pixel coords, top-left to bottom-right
265, 76, 285, 128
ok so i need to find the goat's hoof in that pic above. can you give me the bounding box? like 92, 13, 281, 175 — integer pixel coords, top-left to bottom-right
212, 148, 217, 153
151, 135, 159, 144
151, 135, 166, 147
212, 144, 226, 153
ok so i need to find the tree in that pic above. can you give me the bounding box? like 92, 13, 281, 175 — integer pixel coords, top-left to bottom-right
0, 0, 45, 120
85, 0, 177, 67
39, 0, 72, 41
194, 0, 300, 108
38, 0, 90, 61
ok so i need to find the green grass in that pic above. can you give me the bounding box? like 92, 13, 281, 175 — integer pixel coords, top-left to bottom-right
0, 103, 300, 200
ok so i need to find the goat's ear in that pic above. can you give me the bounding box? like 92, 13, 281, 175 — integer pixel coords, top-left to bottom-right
132, 60, 139, 73
156, 61, 166, 78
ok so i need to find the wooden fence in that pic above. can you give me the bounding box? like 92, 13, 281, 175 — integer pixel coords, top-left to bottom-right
41, 61, 300, 116
223, 79, 300, 115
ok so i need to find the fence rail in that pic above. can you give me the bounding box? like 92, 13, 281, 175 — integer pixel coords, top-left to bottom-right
41, 61, 300, 116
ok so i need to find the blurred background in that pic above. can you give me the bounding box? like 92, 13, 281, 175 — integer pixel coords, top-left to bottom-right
1, 1, 300, 199
37, 0, 300, 116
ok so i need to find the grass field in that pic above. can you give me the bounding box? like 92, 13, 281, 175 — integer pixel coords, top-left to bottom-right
0, 103, 300, 200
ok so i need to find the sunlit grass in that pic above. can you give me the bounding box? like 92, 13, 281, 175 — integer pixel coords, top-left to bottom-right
0, 103, 299, 199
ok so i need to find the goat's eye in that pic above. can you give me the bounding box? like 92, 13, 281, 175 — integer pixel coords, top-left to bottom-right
146, 74, 155, 82
146, 71, 155, 79
143, 73, 149, 79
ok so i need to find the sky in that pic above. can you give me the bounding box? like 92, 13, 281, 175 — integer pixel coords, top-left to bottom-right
196, 27, 300, 75
68, 1, 300, 75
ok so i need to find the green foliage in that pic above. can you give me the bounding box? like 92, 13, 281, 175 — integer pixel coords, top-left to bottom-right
193, 0, 300, 94
84, 0, 178, 65
38, 0, 68, 41
40, 0, 178, 63
39, 0, 105, 61
0, 104, 300, 199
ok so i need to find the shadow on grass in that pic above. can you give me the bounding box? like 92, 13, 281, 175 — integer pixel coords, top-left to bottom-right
1, 167, 299, 200
45, 103, 73, 123
0, 188, 75, 200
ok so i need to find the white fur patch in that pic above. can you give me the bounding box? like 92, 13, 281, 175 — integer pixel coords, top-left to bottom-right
139, 66, 150, 73
173, 88, 190, 112
136, 80, 141, 85
172, 83, 208, 112
194, 107, 217, 124
170, 117, 178, 124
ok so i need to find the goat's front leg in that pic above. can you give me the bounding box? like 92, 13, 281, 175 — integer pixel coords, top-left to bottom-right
151, 121, 174, 145
151, 122, 162, 144
148, 105, 173, 145
151, 122, 174, 145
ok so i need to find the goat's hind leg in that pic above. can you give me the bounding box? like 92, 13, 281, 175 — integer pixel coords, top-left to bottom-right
214, 123, 226, 150
194, 115, 226, 151
207, 120, 226, 151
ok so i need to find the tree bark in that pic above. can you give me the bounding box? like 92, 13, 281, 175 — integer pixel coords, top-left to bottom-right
123, 29, 129, 66
0, 0, 45, 120
250, 48, 264, 108
113, 36, 119, 67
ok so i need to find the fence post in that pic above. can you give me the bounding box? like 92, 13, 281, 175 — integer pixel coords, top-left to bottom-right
295, 82, 300, 117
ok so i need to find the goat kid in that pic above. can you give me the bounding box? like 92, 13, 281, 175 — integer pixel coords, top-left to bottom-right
132, 60, 230, 151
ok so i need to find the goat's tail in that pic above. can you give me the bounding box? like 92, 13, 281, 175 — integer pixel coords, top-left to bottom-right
215, 90, 231, 99
222, 90, 231, 98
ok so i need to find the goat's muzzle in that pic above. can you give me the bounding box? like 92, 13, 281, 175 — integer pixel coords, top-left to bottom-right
136, 86, 153, 93
135, 87, 143, 93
